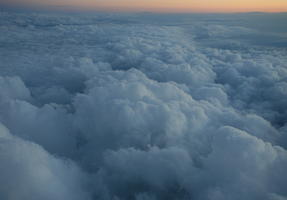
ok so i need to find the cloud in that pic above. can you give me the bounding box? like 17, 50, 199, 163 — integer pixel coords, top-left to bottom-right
0, 123, 90, 200
0, 10, 287, 200
0, 76, 31, 101
99, 126, 287, 200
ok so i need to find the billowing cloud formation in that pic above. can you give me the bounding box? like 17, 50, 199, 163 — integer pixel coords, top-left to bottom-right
0, 123, 90, 200
0, 11, 287, 200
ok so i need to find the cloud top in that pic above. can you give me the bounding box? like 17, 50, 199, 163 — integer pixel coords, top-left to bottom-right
0, 10, 287, 200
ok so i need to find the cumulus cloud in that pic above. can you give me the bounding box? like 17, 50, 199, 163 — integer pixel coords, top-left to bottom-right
0, 123, 90, 200
0, 10, 286, 200
0, 76, 31, 101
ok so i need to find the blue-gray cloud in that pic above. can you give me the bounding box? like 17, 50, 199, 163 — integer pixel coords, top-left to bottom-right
0, 10, 287, 200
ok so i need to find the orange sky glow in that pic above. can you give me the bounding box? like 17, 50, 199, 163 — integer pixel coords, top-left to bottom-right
4, 0, 287, 12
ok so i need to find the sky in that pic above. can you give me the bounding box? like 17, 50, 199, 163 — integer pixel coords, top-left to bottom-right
2, 0, 287, 12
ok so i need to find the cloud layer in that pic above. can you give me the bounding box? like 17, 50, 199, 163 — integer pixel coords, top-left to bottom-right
0, 11, 287, 200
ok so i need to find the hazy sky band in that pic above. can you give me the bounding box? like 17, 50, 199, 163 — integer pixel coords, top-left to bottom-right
2, 0, 287, 12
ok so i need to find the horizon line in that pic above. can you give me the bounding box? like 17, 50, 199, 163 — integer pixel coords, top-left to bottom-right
1, 3, 287, 14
